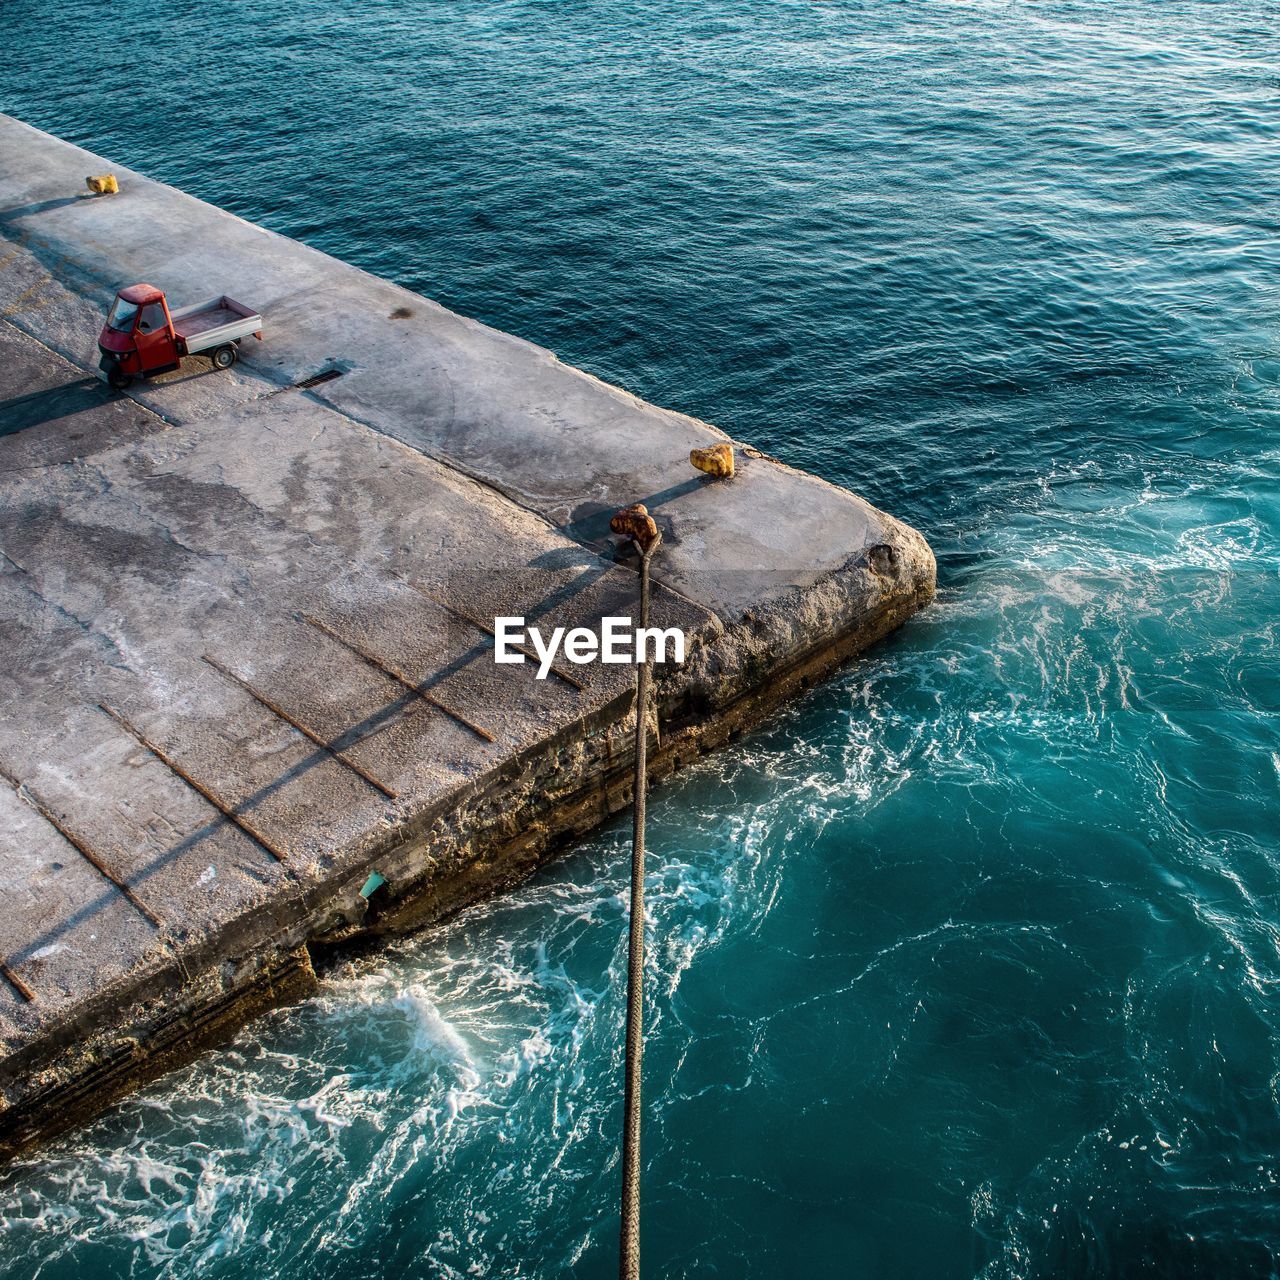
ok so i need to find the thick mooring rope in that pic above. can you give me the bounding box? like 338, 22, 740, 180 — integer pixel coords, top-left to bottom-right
619, 533, 660, 1280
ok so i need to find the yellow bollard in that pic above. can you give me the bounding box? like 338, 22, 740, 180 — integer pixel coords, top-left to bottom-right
85, 174, 119, 196
690, 442, 734, 479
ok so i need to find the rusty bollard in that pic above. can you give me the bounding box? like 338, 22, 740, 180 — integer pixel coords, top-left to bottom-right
610, 502, 659, 551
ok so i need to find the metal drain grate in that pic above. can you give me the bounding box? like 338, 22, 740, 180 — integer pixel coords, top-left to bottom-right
294, 367, 344, 390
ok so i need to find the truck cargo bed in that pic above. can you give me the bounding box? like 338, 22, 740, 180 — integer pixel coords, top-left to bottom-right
170, 295, 261, 353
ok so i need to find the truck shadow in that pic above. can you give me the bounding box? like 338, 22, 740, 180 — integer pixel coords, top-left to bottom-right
139, 364, 233, 389
0, 377, 111, 438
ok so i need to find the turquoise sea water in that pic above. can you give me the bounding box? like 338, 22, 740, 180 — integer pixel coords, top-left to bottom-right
3, 2, 1279, 1276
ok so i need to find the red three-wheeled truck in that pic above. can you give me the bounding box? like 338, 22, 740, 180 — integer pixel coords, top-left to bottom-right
97, 283, 263, 389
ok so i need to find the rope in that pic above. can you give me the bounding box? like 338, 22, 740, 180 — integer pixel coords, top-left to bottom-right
619, 533, 660, 1280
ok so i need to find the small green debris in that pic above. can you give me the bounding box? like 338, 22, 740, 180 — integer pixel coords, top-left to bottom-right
358, 871, 387, 900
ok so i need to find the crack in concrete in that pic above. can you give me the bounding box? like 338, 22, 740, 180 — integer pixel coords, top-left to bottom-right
2, 567, 131, 671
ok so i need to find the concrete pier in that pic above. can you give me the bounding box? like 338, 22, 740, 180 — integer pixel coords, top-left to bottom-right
0, 115, 934, 1156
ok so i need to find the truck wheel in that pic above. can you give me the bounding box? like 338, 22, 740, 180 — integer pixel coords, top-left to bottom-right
211, 344, 237, 370
107, 366, 132, 390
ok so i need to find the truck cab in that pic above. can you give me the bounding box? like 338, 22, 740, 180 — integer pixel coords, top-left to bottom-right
97, 283, 263, 389
98, 284, 177, 388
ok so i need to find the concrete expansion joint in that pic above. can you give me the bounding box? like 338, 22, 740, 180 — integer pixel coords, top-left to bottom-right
96, 702, 293, 866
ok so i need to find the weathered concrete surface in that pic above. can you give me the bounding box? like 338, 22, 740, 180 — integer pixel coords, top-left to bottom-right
0, 114, 934, 1156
